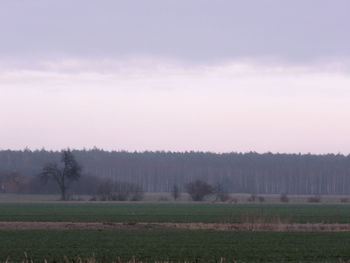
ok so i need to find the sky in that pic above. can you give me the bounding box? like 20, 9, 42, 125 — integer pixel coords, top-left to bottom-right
1, 0, 350, 153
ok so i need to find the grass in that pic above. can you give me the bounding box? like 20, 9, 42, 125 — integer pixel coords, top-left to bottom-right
1, 203, 350, 223
1, 230, 350, 262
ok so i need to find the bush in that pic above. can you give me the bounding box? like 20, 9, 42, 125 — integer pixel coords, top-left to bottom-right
230, 197, 238, 204
130, 184, 144, 201
258, 196, 265, 202
307, 195, 321, 203
158, 196, 169, 201
218, 193, 231, 202
97, 179, 144, 201
185, 180, 213, 201
341, 197, 349, 203
89, 196, 97, 201
280, 193, 289, 203
213, 183, 230, 202
248, 194, 257, 202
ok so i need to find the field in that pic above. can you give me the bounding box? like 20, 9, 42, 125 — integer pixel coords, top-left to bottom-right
2, 230, 350, 262
1, 203, 350, 224
1, 193, 350, 203
2, 201, 350, 262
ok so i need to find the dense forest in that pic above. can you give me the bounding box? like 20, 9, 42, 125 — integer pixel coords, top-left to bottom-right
1, 149, 350, 195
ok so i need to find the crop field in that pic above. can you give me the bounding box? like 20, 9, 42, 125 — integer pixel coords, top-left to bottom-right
2, 203, 350, 262
2, 230, 350, 262
1, 203, 350, 224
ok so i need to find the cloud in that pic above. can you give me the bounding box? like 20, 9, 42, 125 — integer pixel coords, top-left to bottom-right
1, 57, 350, 95
1, 57, 350, 153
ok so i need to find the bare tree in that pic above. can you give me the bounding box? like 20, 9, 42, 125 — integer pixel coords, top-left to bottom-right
185, 180, 213, 201
39, 150, 82, 200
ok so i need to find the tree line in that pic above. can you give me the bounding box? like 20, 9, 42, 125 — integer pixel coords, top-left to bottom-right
1, 149, 350, 195
0, 150, 213, 201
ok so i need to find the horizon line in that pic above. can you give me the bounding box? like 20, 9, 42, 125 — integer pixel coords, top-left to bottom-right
0, 147, 348, 157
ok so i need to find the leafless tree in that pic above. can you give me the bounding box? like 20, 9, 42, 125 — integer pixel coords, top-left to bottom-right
39, 150, 82, 200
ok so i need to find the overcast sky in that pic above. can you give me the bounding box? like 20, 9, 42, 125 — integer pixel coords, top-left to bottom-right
1, 0, 350, 153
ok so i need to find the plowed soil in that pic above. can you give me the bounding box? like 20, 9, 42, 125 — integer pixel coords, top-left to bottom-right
1, 221, 350, 232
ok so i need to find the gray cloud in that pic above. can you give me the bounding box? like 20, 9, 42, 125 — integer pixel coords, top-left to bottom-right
1, 0, 349, 62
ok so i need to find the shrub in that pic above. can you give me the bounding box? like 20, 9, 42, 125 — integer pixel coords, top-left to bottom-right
248, 194, 257, 202
230, 197, 238, 204
158, 196, 169, 201
218, 193, 230, 202
185, 180, 213, 201
171, 184, 181, 200
341, 197, 349, 203
280, 193, 289, 203
89, 196, 97, 201
97, 179, 114, 200
129, 184, 144, 201
307, 195, 321, 203
97, 179, 144, 201
213, 183, 230, 202
258, 196, 265, 202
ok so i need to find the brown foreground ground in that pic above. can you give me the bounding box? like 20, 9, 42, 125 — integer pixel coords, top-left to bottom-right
2, 221, 350, 232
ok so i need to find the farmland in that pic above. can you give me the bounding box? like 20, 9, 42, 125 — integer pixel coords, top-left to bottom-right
2, 230, 350, 262
2, 202, 350, 262
1, 203, 350, 224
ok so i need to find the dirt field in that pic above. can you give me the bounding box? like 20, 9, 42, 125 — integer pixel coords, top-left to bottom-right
2, 221, 350, 232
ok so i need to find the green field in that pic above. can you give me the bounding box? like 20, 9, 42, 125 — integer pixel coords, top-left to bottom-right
1, 203, 350, 223
2, 203, 350, 262
1, 230, 350, 262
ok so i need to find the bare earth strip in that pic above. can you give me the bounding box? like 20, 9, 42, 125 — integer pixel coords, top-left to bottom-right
2, 222, 350, 232
0, 202, 344, 206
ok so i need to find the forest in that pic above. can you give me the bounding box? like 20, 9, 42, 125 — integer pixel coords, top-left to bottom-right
1, 149, 350, 195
